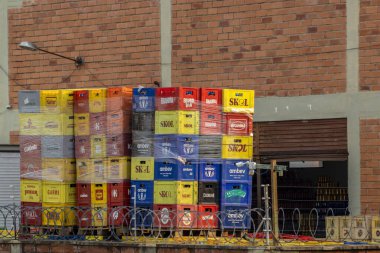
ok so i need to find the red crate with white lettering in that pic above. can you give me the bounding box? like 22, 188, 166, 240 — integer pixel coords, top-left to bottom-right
20, 136, 41, 160
107, 180, 130, 206
77, 183, 91, 206
90, 112, 106, 135
154, 204, 197, 228
74, 90, 89, 113
21, 202, 42, 226
108, 205, 129, 226
200, 88, 222, 112
200, 111, 222, 135
223, 113, 253, 136
155, 87, 199, 111
198, 204, 219, 229
20, 157, 42, 180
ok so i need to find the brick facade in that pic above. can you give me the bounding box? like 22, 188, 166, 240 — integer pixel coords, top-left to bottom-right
8, 0, 161, 107
172, 0, 346, 97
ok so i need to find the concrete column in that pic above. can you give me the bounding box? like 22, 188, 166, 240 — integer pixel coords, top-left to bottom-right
160, 0, 172, 87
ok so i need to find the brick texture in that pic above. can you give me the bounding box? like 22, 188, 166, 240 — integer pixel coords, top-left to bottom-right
360, 119, 380, 214
8, 0, 161, 108
172, 0, 347, 97
360, 0, 380, 91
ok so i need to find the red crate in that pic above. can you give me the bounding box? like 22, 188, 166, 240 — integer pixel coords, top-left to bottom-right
20, 136, 41, 160
106, 134, 132, 157
200, 111, 222, 135
108, 205, 129, 226
107, 180, 130, 206
21, 202, 42, 226
155, 87, 199, 111
106, 110, 132, 134
20, 157, 41, 180
90, 112, 106, 135
74, 90, 89, 113
223, 113, 253, 136
77, 206, 92, 228
198, 204, 219, 229
77, 183, 91, 206
154, 204, 197, 228
200, 88, 222, 112
106, 87, 132, 111
75, 136, 91, 159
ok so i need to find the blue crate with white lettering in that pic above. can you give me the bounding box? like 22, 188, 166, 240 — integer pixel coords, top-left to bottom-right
199, 159, 221, 182
154, 158, 198, 181
154, 135, 199, 159
222, 159, 250, 182
220, 204, 251, 229
132, 204, 154, 228
133, 88, 155, 112
220, 182, 252, 205
130, 180, 154, 204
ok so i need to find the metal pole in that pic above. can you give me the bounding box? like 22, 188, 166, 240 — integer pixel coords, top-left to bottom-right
131, 185, 137, 238
256, 168, 262, 209
271, 160, 279, 245
262, 184, 271, 246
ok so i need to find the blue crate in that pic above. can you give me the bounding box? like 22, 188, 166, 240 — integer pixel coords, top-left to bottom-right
220, 182, 252, 205
199, 159, 221, 182
133, 88, 155, 112
222, 159, 251, 182
220, 205, 251, 229
154, 135, 199, 159
18, 90, 40, 113
131, 204, 154, 228
130, 181, 154, 205
154, 158, 198, 181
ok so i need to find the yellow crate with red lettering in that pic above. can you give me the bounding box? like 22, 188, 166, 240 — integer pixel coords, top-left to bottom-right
222, 89, 255, 114
21, 179, 42, 203
19, 114, 43, 136
42, 181, 76, 203
42, 203, 77, 226
222, 136, 253, 159
91, 183, 107, 204
40, 89, 76, 114
89, 88, 106, 113
154, 181, 198, 205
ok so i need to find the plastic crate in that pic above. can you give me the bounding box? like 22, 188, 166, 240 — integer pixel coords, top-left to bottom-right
199, 135, 222, 159
198, 159, 221, 182
131, 157, 155, 180
74, 90, 89, 113
105, 157, 131, 181
130, 180, 154, 204
106, 87, 132, 111
76, 183, 91, 205
220, 205, 251, 229
42, 158, 76, 182
198, 182, 220, 204
89, 88, 106, 113
74, 113, 90, 136
132, 112, 155, 132
200, 88, 222, 112
19, 90, 40, 113
91, 183, 108, 205
155, 87, 199, 111
222, 159, 250, 182
19, 114, 42, 135
220, 182, 252, 205
40, 89, 75, 114
154, 181, 198, 205
41, 136, 75, 159
222, 89, 255, 114
19, 135, 41, 160
107, 180, 130, 206
21, 202, 42, 226
21, 179, 42, 203
90, 112, 106, 135
132, 87, 155, 112
131, 131, 154, 157
198, 204, 219, 229
20, 157, 42, 180
200, 111, 223, 135
106, 133, 132, 157
40, 113, 74, 136
154, 158, 198, 181
42, 181, 76, 203
223, 113, 253, 136
154, 134, 199, 159
154, 204, 197, 228
106, 110, 132, 134
75, 136, 91, 159
221, 136, 253, 160
131, 204, 154, 228
90, 135, 107, 159
155, 111, 199, 135
42, 203, 77, 226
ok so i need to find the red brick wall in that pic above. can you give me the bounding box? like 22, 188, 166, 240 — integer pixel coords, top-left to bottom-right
172, 0, 347, 97
8, 0, 161, 107
360, 1, 380, 91
360, 119, 380, 214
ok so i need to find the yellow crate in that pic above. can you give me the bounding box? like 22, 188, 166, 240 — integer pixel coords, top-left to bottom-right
42, 158, 76, 182
222, 136, 253, 159
21, 179, 42, 203
42, 181, 76, 203
153, 181, 198, 205
155, 111, 199, 135
74, 113, 90, 136
19, 114, 42, 136
222, 89, 255, 114
76, 159, 91, 183
372, 216, 380, 241
92, 204, 108, 227
40, 113, 74, 136
91, 183, 107, 204
40, 89, 75, 114
42, 203, 77, 226
89, 88, 106, 113
325, 216, 340, 241
352, 216, 372, 240
339, 216, 352, 240
106, 157, 131, 181
90, 135, 106, 158
131, 157, 154, 180
90, 159, 106, 182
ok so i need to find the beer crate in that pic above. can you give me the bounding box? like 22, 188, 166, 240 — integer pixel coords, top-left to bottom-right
19, 135, 41, 160
91, 183, 108, 205
154, 134, 199, 159
200, 111, 223, 135
21, 179, 42, 203
220, 182, 252, 206
154, 158, 198, 181
106, 110, 132, 134
106, 133, 132, 157
74, 90, 89, 113
21, 202, 42, 226
155, 87, 199, 111
153, 181, 198, 205
154, 204, 197, 228
42, 182, 76, 203
76, 159, 106, 183
41, 136, 75, 159
42, 158, 76, 182
221, 136, 253, 160
155, 111, 199, 135
107, 180, 130, 206
20, 157, 42, 180
339, 216, 352, 240
199, 135, 222, 159
40, 113, 74, 136
372, 216, 380, 241
89, 88, 106, 113
106, 87, 132, 111
223, 113, 253, 136
40, 89, 75, 114
131, 132, 154, 157
131, 157, 155, 180
222, 89, 255, 114
130, 180, 154, 204
199, 159, 221, 182
19, 90, 40, 113
132, 204, 154, 228
325, 216, 340, 241
198, 182, 220, 204
106, 157, 131, 181
108, 205, 129, 226
74, 113, 90, 136
90, 112, 106, 135
200, 88, 222, 112
76, 183, 91, 205
90, 134, 107, 159
220, 204, 251, 229
76, 159, 91, 183
132, 87, 155, 112
351, 216, 372, 240
19, 114, 42, 136
78, 204, 108, 227
132, 112, 155, 132
42, 203, 77, 226
75, 135, 91, 159
198, 204, 219, 229
222, 159, 250, 182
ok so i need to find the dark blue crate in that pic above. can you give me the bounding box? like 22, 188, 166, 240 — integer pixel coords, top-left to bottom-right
222, 159, 250, 182
220, 182, 252, 205
220, 205, 251, 229
154, 158, 198, 181
130, 181, 154, 205
154, 135, 199, 159
199, 159, 222, 182
133, 88, 155, 112
131, 204, 154, 228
